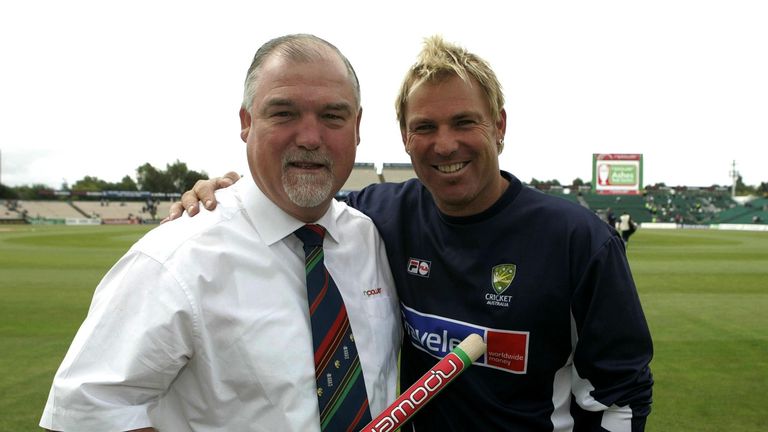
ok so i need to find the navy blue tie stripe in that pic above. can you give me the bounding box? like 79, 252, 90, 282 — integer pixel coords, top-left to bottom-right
294, 224, 372, 431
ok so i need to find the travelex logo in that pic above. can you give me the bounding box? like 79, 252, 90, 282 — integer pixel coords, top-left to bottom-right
407, 258, 431, 278
400, 305, 529, 373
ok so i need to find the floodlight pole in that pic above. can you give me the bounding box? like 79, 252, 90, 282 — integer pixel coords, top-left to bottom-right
729, 160, 739, 198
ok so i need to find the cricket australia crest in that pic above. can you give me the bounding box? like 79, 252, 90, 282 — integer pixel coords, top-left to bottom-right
491, 264, 516, 294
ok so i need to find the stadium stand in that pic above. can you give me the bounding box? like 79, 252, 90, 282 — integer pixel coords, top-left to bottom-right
581, 193, 651, 223
709, 197, 768, 224
15, 200, 86, 220
380, 163, 417, 183
334, 165, 764, 227
7, 165, 762, 226
154, 201, 173, 219
642, 188, 736, 224
72, 200, 163, 222
2, 198, 178, 224
341, 162, 381, 192
1, 200, 25, 223
751, 197, 768, 209
556, 186, 764, 226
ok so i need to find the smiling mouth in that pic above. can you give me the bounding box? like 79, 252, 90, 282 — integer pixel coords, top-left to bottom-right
289, 161, 325, 170
435, 162, 467, 174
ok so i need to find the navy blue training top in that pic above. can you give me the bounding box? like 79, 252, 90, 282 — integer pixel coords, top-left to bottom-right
347, 171, 653, 431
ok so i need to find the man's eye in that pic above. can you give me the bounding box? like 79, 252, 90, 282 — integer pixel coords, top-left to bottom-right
457, 119, 476, 127
271, 111, 293, 118
412, 124, 435, 133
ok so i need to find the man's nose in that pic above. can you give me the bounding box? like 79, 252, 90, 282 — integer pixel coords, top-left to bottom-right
433, 127, 458, 156
295, 115, 322, 149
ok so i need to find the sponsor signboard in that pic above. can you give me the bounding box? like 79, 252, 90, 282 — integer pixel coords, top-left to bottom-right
592, 153, 643, 195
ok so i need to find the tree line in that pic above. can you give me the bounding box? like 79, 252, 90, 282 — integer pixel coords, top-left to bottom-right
0, 160, 208, 200
1, 164, 766, 200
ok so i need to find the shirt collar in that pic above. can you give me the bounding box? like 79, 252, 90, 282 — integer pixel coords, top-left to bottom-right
237, 178, 342, 246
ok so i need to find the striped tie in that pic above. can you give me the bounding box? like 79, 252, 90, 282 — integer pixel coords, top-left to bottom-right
294, 224, 372, 431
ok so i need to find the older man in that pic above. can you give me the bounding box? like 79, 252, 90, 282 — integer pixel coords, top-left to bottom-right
40, 34, 401, 432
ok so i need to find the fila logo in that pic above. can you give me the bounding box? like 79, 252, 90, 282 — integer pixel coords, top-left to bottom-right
407, 258, 431, 278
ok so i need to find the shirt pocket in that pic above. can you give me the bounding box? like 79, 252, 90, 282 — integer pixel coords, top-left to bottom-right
359, 294, 397, 318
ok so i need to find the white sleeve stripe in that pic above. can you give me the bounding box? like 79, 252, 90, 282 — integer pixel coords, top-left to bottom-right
551, 356, 574, 432
601, 405, 634, 432
569, 313, 635, 432
571, 369, 608, 412
570, 311, 607, 411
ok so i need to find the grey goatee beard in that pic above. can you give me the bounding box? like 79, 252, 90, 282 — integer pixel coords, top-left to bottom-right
282, 151, 334, 208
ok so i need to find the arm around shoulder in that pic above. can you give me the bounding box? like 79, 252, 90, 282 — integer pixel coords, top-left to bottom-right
164, 172, 241, 222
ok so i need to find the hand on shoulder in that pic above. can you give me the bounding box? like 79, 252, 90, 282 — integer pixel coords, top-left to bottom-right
163, 172, 241, 223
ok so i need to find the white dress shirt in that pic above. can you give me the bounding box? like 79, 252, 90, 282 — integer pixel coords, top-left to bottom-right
40, 179, 401, 432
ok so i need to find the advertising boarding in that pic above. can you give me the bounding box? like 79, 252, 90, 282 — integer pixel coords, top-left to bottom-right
592, 153, 643, 195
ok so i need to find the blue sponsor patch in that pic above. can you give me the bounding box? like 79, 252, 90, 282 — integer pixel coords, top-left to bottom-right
400, 304, 530, 374
401, 305, 486, 362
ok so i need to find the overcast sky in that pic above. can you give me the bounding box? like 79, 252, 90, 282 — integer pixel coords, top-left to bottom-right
1, 0, 766, 190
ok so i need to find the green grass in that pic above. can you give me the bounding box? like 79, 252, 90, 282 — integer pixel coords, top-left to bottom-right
0, 225, 152, 431
1, 225, 767, 430
628, 229, 768, 431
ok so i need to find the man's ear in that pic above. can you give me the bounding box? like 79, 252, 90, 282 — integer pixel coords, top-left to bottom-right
239, 107, 252, 142
355, 107, 363, 146
497, 108, 508, 154
498, 108, 507, 137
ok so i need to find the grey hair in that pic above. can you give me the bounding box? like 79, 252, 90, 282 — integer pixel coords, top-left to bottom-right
242, 34, 361, 112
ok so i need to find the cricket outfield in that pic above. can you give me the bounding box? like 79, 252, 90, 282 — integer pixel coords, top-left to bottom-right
1, 225, 766, 431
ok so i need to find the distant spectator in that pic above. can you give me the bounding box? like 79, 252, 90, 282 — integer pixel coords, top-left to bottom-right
616, 211, 638, 243
606, 207, 617, 227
